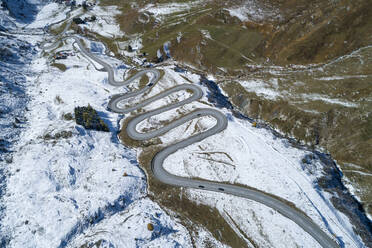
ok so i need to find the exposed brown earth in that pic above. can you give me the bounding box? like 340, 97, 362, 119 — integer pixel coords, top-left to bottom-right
104, 0, 372, 228
260, 0, 372, 65
160, 0, 372, 215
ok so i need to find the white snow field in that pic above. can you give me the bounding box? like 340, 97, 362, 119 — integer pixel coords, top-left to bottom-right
1, 3, 213, 247
0, 1, 368, 248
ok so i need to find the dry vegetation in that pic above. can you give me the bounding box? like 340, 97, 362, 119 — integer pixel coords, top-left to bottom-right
51, 63, 67, 72
99, 0, 372, 215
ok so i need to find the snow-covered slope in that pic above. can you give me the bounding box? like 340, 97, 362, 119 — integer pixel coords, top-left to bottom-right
2, 0, 50, 24
0, 52, 193, 246
0, 1, 370, 247
0, 4, 221, 246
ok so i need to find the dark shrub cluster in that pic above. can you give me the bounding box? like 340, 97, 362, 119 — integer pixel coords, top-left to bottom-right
74, 105, 109, 132
62, 112, 74, 121
42, 131, 73, 140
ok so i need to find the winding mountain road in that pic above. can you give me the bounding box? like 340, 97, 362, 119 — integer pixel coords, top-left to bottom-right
43, 23, 340, 248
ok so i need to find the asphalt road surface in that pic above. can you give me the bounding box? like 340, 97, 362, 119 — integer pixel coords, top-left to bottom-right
43, 23, 340, 248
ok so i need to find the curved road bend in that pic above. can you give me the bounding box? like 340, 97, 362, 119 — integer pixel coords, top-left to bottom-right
43, 26, 340, 248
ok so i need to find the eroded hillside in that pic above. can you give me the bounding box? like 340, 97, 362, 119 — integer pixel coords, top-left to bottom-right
100, 0, 372, 216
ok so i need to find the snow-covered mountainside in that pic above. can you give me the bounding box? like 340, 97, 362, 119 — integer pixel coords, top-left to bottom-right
1, 0, 49, 24
0, 35, 35, 161
0, 1, 371, 247
0, 2, 220, 247
0, 3, 40, 244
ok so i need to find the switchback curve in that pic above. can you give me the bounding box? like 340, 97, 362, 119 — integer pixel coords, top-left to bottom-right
43, 20, 340, 248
